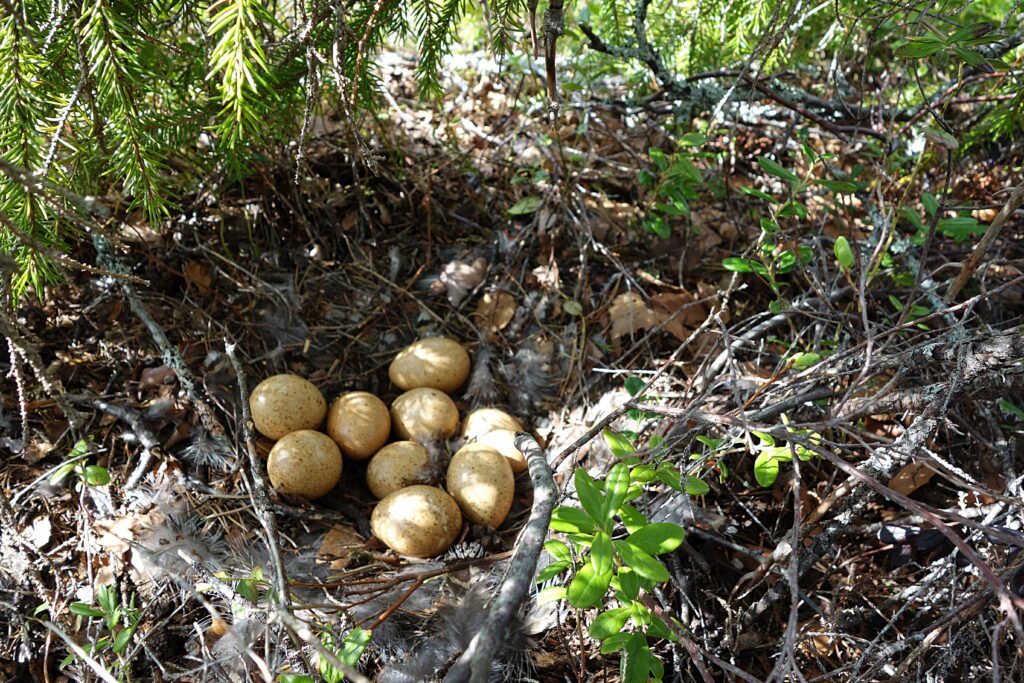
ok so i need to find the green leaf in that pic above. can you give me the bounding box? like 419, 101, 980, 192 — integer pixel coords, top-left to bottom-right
619, 504, 648, 533
896, 36, 945, 59
624, 633, 654, 683
537, 586, 568, 604
508, 196, 543, 215
790, 352, 821, 371
644, 216, 672, 239
696, 436, 724, 450
339, 628, 372, 665
655, 466, 682, 492
624, 377, 645, 397
1000, 400, 1024, 421
602, 430, 636, 459
754, 450, 780, 487
550, 507, 595, 533
679, 132, 705, 146
722, 257, 751, 273
722, 257, 770, 277
50, 461, 79, 487
684, 475, 710, 496
834, 236, 855, 270
614, 541, 670, 582
626, 524, 686, 555
922, 193, 939, 216
590, 607, 632, 640
278, 675, 315, 683
544, 539, 572, 562
618, 567, 641, 600
83, 465, 110, 486
600, 632, 632, 654
69, 603, 105, 618
739, 185, 778, 202
646, 614, 679, 641
778, 201, 808, 219
758, 156, 800, 184
567, 562, 613, 608
563, 299, 583, 316
753, 431, 776, 446
537, 561, 571, 582
603, 464, 631, 520
953, 46, 987, 68
112, 627, 135, 654
235, 578, 259, 605
816, 178, 860, 193
922, 126, 959, 150
591, 532, 614, 576
574, 470, 606, 523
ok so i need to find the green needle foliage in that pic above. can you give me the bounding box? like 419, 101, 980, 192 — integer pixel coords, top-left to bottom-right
0, 0, 1018, 300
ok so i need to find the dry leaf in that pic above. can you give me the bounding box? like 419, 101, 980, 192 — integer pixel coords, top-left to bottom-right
342, 210, 359, 231
888, 460, 936, 496
439, 257, 487, 305
95, 514, 141, 555
317, 524, 365, 569
608, 292, 658, 343
475, 292, 516, 337
22, 439, 56, 463
183, 262, 212, 293
650, 291, 707, 341
532, 262, 560, 290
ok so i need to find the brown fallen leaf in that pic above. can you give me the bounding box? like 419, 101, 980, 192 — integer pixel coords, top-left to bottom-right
475, 291, 516, 338
317, 524, 366, 570
183, 262, 212, 293
650, 291, 708, 341
22, 439, 56, 463
608, 292, 658, 343
888, 460, 936, 496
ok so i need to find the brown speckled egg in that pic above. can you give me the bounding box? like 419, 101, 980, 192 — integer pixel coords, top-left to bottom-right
249, 374, 327, 440
389, 337, 471, 393
366, 441, 433, 499
473, 428, 528, 473
327, 391, 391, 460
267, 430, 342, 500
447, 444, 514, 527
390, 388, 459, 443
460, 408, 524, 440
371, 485, 462, 557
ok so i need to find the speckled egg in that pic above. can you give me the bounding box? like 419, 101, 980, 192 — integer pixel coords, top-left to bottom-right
447, 444, 514, 527
249, 374, 327, 440
460, 408, 524, 440
390, 388, 459, 443
267, 430, 342, 500
327, 391, 391, 460
371, 485, 462, 557
366, 441, 433, 499
389, 337, 471, 393
473, 428, 528, 473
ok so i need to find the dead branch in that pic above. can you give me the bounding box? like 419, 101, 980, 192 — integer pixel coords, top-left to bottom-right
945, 181, 1024, 303
444, 433, 557, 683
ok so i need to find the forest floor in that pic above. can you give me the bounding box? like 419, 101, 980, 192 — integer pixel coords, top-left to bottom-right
2, 52, 1024, 682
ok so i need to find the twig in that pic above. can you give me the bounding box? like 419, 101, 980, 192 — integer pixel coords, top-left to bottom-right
944, 181, 1024, 303
444, 433, 557, 683
71, 397, 163, 490
93, 234, 231, 463
551, 306, 720, 471
225, 342, 310, 675
43, 621, 120, 683
274, 609, 371, 683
